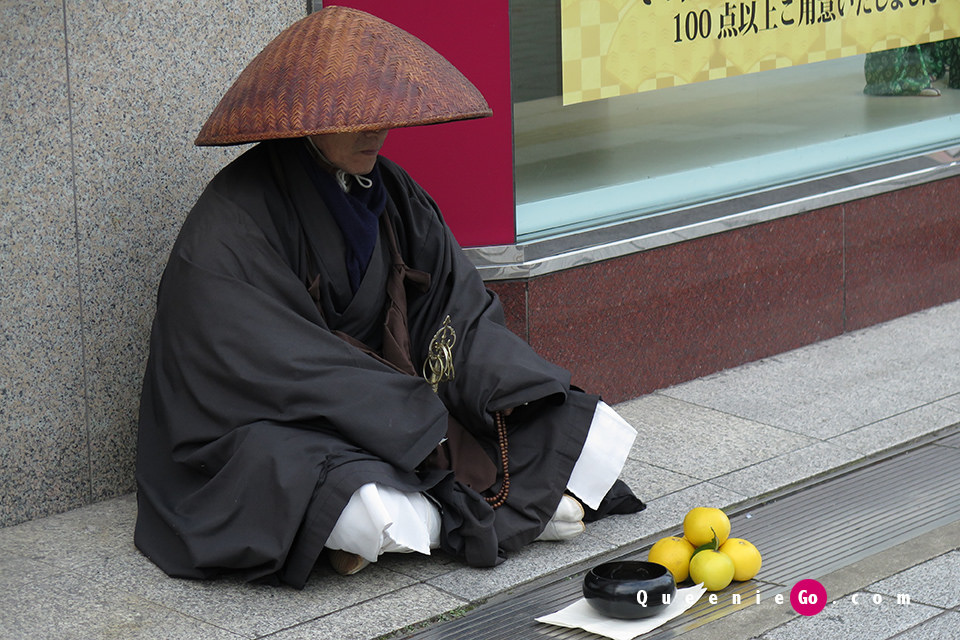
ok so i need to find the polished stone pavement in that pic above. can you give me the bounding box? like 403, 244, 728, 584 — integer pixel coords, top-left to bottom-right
2, 300, 959, 640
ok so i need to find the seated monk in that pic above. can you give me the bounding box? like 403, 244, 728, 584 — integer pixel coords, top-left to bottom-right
134, 6, 644, 587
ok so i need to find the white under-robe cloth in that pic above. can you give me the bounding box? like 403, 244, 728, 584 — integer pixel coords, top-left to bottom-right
324, 400, 637, 563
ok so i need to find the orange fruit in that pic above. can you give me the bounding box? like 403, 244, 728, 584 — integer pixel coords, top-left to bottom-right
647, 536, 695, 583
683, 507, 731, 547
719, 538, 762, 581
688, 549, 735, 591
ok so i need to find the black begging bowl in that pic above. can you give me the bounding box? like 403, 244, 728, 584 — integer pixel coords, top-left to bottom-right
582, 561, 677, 619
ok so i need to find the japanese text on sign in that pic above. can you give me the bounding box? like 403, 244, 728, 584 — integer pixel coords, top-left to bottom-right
561, 0, 960, 104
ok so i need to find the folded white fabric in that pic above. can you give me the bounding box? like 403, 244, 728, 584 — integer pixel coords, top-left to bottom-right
324, 483, 441, 562
535, 584, 707, 640
567, 401, 638, 510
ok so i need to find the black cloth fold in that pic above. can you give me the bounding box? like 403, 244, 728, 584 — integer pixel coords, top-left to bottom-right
580, 479, 646, 523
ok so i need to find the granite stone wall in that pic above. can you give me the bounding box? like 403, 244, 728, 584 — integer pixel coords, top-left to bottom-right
0, 2, 305, 526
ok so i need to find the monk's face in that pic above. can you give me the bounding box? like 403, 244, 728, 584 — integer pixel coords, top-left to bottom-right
309, 130, 389, 175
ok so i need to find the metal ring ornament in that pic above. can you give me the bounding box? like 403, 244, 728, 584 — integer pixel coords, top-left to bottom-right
424, 315, 456, 393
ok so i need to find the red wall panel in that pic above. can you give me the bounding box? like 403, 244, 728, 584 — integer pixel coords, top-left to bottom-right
326, 1, 516, 247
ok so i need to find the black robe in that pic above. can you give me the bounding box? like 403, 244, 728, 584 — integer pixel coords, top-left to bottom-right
134, 139, 616, 588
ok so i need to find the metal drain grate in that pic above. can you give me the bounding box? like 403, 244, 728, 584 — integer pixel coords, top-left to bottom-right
402, 426, 960, 639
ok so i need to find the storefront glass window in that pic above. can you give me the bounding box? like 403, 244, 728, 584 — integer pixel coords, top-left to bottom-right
511, 2, 960, 241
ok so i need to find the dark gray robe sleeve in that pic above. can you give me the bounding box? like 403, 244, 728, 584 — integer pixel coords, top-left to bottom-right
379, 160, 578, 428
152, 170, 448, 472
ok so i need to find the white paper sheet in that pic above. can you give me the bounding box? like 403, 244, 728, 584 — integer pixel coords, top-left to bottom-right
535, 584, 707, 640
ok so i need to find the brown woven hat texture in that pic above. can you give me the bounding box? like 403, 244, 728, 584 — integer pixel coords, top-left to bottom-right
195, 5, 493, 146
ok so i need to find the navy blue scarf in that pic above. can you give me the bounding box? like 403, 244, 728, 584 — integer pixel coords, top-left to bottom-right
298, 141, 387, 293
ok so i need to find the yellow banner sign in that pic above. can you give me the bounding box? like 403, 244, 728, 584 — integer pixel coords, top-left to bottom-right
562, 0, 960, 104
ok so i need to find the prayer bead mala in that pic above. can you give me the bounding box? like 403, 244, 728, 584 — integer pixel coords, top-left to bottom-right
484, 411, 510, 509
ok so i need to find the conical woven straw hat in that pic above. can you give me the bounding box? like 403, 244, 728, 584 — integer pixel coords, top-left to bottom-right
195, 6, 492, 146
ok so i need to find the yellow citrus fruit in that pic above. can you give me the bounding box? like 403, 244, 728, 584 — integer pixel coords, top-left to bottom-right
683, 507, 731, 547
647, 536, 695, 583
719, 538, 762, 581
688, 549, 735, 591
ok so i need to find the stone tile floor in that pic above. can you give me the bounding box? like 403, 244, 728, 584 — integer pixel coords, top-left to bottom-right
2, 300, 960, 639
747, 550, 960, 640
